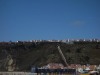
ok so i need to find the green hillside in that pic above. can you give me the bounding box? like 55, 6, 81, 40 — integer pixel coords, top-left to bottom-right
0, 41, 100, 71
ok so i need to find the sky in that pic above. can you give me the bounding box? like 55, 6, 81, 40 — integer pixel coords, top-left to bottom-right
0, 0, 100, 41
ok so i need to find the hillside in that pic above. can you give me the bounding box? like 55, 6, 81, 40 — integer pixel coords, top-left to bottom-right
0, 41, 100, 71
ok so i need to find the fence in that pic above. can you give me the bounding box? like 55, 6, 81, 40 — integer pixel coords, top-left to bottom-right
0, 72, 36, 75
0, 72, 75, 75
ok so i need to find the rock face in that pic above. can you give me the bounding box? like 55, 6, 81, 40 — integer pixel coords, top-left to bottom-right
0, 53, 16, 71
0, 41, 100, 71
6, 55, 16, 71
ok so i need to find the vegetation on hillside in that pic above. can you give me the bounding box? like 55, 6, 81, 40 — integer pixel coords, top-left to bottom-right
0, 41, 100, 71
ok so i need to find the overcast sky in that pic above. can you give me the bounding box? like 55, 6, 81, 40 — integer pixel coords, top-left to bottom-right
0, 0, 100, 41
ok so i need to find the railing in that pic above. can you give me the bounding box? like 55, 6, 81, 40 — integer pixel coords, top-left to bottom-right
0, 72, 36, 75
0, 72, 76, 75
